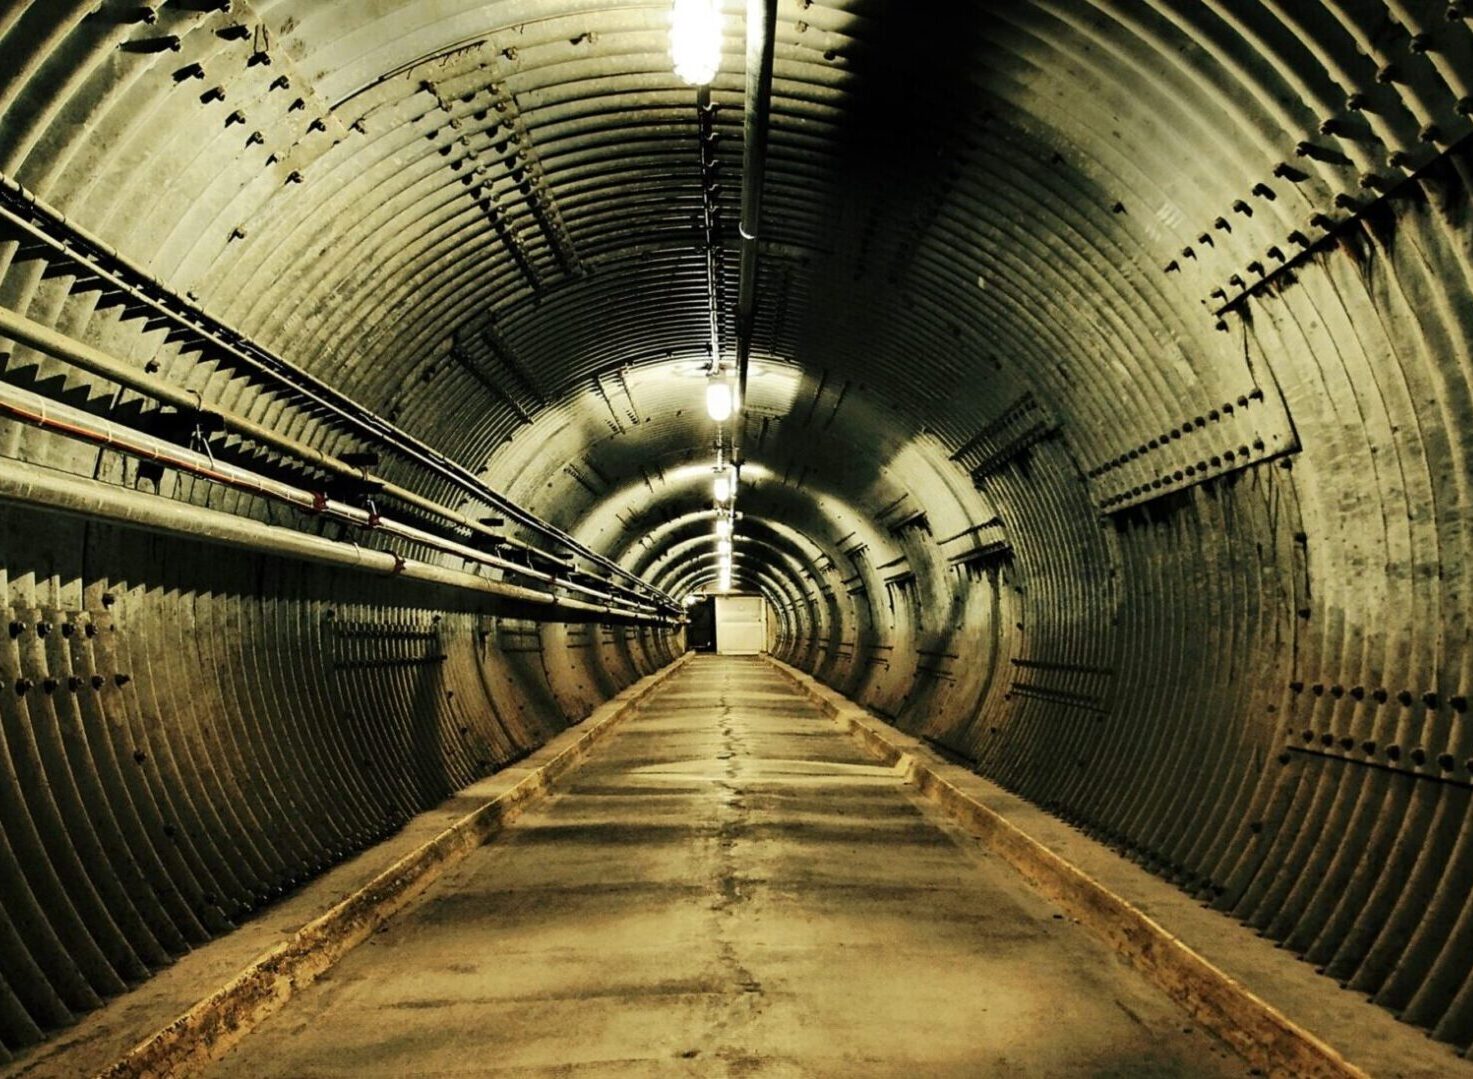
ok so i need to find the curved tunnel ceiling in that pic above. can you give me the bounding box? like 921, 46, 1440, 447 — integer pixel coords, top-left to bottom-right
2, 0, 1473, 1062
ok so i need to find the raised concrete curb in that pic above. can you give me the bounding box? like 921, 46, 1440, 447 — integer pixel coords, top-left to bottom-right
97, 654, 692, 1079
764, 655, 1369, 1079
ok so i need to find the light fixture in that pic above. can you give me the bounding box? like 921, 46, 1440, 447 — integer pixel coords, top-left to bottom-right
713, 469, 731, 503
717, 538, 732, 556
669, 0, 722, 86
715, 517, 732, 539
705, 377, 734, 422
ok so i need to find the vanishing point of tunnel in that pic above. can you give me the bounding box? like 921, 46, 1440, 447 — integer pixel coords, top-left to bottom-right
0, 1, 1472, 1076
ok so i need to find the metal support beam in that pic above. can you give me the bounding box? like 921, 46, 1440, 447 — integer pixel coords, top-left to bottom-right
731, 0, 777, 472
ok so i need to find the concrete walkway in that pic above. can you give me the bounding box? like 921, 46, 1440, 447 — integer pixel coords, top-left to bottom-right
215, 656, 1244, 1077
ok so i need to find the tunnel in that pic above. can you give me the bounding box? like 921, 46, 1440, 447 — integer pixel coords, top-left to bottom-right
0, 0, 1471, 1074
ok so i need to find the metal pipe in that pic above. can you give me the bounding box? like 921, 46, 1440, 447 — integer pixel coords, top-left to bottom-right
731, 0, 778, 470
0, 175, 677, 611
0, 457, 674, 624
0, 303, 351, 478
0, 377, 670, 620
0, 304, 670, 614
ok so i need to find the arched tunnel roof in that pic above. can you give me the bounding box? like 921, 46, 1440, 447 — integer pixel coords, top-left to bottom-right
1, 0, 1473, 1066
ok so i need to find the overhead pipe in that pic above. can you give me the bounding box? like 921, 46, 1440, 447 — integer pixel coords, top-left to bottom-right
730, 0, 778, 474
0, 177, 677, 612
0, 458, 674, 624
0, 377, 674, 622
0, 304, 673, 615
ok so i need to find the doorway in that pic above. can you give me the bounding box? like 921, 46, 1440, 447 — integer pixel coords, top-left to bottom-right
715, 594, 767, 655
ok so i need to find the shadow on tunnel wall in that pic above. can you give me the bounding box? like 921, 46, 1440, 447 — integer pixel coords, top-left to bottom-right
828, 0, 993, 190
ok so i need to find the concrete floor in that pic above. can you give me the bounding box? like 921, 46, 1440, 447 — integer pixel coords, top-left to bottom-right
215, 656, 1245, 1077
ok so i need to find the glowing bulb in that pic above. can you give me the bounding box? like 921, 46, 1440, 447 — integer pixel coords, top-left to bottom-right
706, 379, 733, 422
670, 0, 722, 86
715, 517, 732, 539
717, 538, 732, 556
713, 471, 731, 503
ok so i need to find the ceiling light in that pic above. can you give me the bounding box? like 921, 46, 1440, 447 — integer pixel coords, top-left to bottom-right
670, 0, 722, 86
706, 378, 734, 422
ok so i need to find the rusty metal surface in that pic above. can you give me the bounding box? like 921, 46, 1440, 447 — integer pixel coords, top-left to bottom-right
0, 0, 1471, 1063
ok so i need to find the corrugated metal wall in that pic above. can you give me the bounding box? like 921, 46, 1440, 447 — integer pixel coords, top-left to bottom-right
1, 0, 1472, 1059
